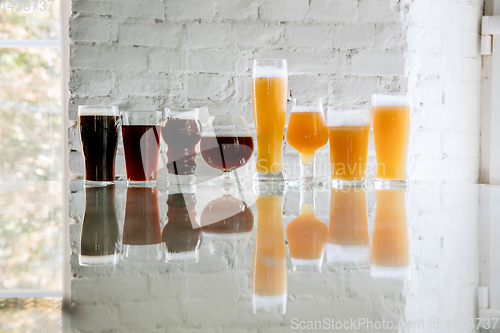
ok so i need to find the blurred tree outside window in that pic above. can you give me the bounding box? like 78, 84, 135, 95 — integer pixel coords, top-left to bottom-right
0, 2, 62, 182
0, 2, 63, 294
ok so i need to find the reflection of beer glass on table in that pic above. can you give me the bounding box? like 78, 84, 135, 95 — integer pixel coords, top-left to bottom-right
327, 106, 371, 187
252, 184, 287, 314
200, 194, 254, 255
121, 110, 162, 187
162, 108, 202, 185
80, 185, 120, 266
286, 187, 328, 272
252, 59, 288, 182
163, 186, 202, 263
286, 98, 328, 184
327, 187, 370, 267
371, 94, 410, 186
78, 105, 120, 186
123, 187, 163, 261
370, 188, 410, 279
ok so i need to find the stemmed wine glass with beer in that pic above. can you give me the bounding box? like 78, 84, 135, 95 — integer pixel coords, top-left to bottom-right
200, 115, 254, 183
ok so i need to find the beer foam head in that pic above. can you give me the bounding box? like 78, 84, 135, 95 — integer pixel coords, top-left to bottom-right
252, 59, 287, 78
78, 105, 119, 116
371, 94, 411, 107
326, 243, 370, 266
291, 105, 323, 113
327, 106, 371, 127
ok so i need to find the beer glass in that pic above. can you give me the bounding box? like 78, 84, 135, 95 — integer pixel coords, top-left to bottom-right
371, 94, 411, 186
79, 185, 120, 266
123, 186, 163, 261
252, 59, 288, 182
78, 105, 120, 186
162, 108, 202, 185
200, 115, 254, 182
327, 187, 370, 267
286, 98, 328, 184
327, 106, 371, 187
286, 186, 328, 272
370, 188, 410, 280
252, 182, 287, 314
121, 110, 162, 187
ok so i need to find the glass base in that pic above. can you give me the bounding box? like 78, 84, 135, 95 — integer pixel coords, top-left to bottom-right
252, 293, 287, 315
331, 179, 366, 188
287, 178, 328, 187
83, 180, 114, 187
127, 179, 157, 187
370, 264, 411, 280
167, 173, 197, 186
374, 178, 408, 188
122, 244, 163, 261
253, 171, 285, 183
79, 254, 119, 266
166, 250, 199, 263
326, 243, 370, 267
290, 257, 323, 273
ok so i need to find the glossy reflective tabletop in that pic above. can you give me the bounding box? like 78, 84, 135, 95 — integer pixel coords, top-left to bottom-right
2, 181, 499, 332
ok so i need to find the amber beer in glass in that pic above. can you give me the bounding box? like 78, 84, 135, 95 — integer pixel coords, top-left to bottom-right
327, 106, 371, 186
286, 98, 328, 184
371, 94, 411, 185
252, 59, 287, 182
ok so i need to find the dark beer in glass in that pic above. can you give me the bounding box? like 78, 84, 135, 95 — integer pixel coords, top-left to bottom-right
121, 110, 163, 186
162, 108, 202, 185
78, 106, 119, 186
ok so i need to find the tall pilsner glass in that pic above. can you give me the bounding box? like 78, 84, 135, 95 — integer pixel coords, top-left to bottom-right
252, 59, 288, 182
371, 94, 410, 186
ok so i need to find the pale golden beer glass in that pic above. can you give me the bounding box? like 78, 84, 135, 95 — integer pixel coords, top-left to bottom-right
252, 59, 288, 182
327, 106, 371, 187
371, 94, 411, 186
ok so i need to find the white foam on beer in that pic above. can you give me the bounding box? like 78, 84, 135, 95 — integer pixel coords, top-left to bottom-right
371, 94, 411, 107
166, 250, 199, 263
326, 243, 370, 266
78, 105, 119, 116
290, 257, 323, 272
252, 293, 287, 314
252, 66, 287, 79
370, 264, 411, 280
327, 107, 371, 127
291, 105, 322, 113
79, 254, 119, 266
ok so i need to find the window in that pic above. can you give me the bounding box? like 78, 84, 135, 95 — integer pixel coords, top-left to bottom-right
0, 0, 64, 321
